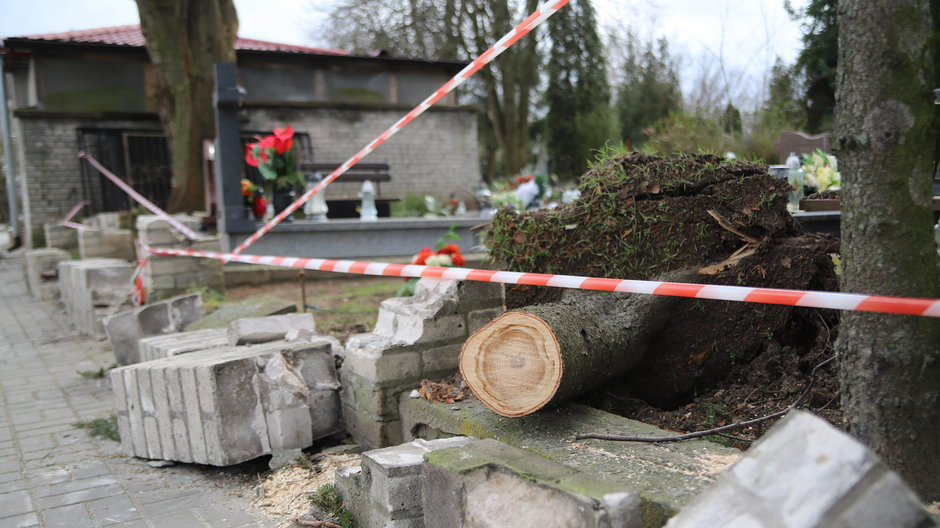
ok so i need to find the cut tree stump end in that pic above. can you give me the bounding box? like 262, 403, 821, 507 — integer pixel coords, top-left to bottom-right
459, 311, 563, 417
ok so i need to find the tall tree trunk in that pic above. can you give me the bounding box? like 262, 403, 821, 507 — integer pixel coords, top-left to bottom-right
835, 0, 940, 500
136, 0, 238, 213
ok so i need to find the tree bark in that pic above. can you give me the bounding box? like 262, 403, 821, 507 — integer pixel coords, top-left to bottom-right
136, 0, 238, 213
835, 0, 940, 500
460, 284, 686, 417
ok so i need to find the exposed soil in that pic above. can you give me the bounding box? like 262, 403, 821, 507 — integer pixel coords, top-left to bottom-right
490, 152, 845, 445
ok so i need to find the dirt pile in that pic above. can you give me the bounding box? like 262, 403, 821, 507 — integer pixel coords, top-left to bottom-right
487, 152, 842, 430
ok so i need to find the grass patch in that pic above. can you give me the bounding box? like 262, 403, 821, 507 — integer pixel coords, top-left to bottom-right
77, 364, 116, 379
185, 286, 228, 312
73, 414, 120, 442
310, 483, 357, 527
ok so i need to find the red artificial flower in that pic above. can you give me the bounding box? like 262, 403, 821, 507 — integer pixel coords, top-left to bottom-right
437, 244, 460, 256
273, 126, 295, 155
251, 196, 267, 219
245, 143, 260, 167
452, 253, 466, 266
412, 247, 434, 266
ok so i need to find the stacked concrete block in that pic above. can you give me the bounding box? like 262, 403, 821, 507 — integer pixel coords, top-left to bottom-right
228, 313, 317, 345
84, 212, 122, 230
103, 293, 205, 365
110, 338, 343, 466
43, 222, 78, 250
138, 328, 230, 362
341, 278, 504, 449
336, 437, 639, 528
23, 248, 71, 300
58, 258, 135, 338
78, 227, 135, 261
666, 411, 936, 528
335, 437, 475, 528
137, 215, 223, 300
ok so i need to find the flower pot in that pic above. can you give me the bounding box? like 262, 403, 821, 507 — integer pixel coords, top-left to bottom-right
272, 187, 296, 222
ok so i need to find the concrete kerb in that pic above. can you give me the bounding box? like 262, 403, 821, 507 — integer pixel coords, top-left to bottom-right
398, 396, 741, 526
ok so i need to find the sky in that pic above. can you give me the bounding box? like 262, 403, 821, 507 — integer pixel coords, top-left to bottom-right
0, 0, 808, 109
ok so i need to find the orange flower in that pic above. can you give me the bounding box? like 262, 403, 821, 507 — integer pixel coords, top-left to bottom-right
412, 247, 434, 266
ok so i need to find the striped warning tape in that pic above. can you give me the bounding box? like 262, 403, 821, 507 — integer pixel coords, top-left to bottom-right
78, 152, 205, 241
231, 0, 571, 255
146, 246, 940, 318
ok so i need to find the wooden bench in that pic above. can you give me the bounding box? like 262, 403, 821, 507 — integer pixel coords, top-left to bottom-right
299, 162, 400, 218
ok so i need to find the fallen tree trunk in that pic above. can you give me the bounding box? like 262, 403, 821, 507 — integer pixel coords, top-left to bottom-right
459, 274, 692, 417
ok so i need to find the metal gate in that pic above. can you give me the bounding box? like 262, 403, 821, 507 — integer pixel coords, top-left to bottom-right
77, 128, 172, 213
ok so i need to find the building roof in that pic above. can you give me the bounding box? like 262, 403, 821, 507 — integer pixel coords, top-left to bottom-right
2, 24, 349, 56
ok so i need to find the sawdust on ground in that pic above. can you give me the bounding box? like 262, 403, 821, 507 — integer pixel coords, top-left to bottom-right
252, 452, 361, 526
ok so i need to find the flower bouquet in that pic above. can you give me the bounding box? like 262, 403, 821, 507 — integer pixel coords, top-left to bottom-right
244, 126, 306, 191
241, 179, 267, 219
397, 227, 466, 297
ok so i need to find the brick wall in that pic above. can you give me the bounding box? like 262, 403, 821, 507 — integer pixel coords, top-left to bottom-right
242, 105, 481, 202
12, 112, 160, 247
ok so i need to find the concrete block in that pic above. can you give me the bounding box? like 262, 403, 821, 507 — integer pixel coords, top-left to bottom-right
467, 307, 506, 334
343, 404, 403, 451
228, 313, 317, 345
420, 343, 461, 374
24, 248, 71, 301
104, 293, 204, 365
62, 259, 134, 337
110, 339, 341, 465
344, 341, 421, 386
455, 280, 505, 312
135, 215, 200, 247
338, 438, 474, 528
43, 223, 78, 250
78, 228, 134, 261
665, 411, 936, 528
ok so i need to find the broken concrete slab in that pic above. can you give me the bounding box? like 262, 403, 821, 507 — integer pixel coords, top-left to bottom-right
111, 338, 342, 466
104, 293, 205, 365
137, 328, 229, 362
665, 411, 937, 528
399, 396, 739, 526
59, 259, 135, 337
423, 438, 641, 528
336, 437, 639, 528
185, 296, 297, 331
228, 313, 317, 345
23, 248, 70, 300
335, 437, 475, 528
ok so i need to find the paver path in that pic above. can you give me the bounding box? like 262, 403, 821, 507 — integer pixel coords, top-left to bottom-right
0, 254, 277, 528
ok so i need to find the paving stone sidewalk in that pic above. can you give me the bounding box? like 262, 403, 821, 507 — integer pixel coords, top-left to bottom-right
0, 254, 278, 528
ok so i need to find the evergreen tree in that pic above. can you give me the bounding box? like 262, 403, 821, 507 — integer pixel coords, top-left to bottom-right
720, 103, 742, 135
786, 0, 838, 133
760, 57, 805, 130
546, 0, 616, 181
615, 35, 681, 149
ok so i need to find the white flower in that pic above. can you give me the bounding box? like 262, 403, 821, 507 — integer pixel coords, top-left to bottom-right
425, 254, 453, 267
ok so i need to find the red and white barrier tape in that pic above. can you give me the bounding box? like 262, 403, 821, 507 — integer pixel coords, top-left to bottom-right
60, 221, 86, 230
78, 152, 204, 241
231, 0, 571, 255
60, 201, 88, 225
146, 246, 940, 318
